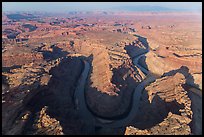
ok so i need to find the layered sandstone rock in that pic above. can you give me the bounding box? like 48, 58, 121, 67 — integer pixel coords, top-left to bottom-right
187, 87, 202, 135
2, 53, 44, 67
145, 73, 193, 119
86, 58, 142, 118
2, 63, 51, 135
32, 106, 64, 135
125, 112, 191, 135
3, 63, 50, 88
90, 48, 118, 95
2, 56, 84, 135
2, 12, 201, 135
125, 70, 196, 135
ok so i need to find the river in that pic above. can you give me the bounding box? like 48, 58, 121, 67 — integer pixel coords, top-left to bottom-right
74, 34, 156, 130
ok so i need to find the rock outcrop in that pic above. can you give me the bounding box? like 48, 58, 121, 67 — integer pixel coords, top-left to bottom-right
90, 48, 118, 95
125, 112, 191, 135
32, 106, 64, 135
2, 53, 44, 67
125, 68, 200, 135
2, 53, 43, 67
2, 63, 51, 135
86, 58, 142, 118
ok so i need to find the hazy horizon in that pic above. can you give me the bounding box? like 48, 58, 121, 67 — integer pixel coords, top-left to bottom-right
2, 2, 202, 13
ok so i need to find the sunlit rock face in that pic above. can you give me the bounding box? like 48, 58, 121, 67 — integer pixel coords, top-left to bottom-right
2, 10, 201, 135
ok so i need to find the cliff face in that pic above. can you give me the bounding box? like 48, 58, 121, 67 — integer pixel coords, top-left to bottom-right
2, 62, 50, 135
86, 58, 142, 118
125, 112, 191, 135
82, 35, 147, 118
145, 73, 192, 120
2, 56, 85, 135
145, 51, 202, 75
21, 57, 86, 135
125, 67, 201, 135
90, 48, 117, 95
29, 106, 64, 135
144, 50, 202, 89
187, 87, 202, 135
2, 12, 201, 135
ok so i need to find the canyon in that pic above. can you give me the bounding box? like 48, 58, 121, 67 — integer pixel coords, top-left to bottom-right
2, 11, 202, 135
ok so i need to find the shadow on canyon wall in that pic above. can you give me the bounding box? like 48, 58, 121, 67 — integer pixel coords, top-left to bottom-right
124, 41, 145, 57
115, 66, 196, 133
22, 56, 86, 135
138, 56, 149, 71
84, 55, 190, 134
130, 91, 185, 130
2, 74, 10, 94
85, 55, 140, 120
3, 39, 200, 135
92, 67, 191, 134
124, 34, 149, 72
133, 34, 149, 49
2, 65, 22, 73
162, 66, 201, 135
37, 44, 69, 61
162, 66, 200, 90
124, 36, 200, 134
9, 62, 193, 135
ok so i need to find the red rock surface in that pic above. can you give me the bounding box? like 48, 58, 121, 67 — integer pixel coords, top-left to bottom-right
2, 11, 202, 135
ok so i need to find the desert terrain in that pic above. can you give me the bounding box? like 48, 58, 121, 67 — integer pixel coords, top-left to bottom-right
2, 11, 202, 135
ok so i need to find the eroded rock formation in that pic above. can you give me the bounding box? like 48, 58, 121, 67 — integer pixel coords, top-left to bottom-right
31, 106, 64, 135
125, 67, 200, 135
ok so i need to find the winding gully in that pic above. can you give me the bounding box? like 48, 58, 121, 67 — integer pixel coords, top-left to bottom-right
74, 35, 156, 130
